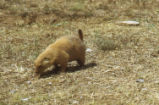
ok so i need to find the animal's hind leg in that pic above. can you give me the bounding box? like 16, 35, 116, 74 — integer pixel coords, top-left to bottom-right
60, 57, 68, 72
77, 56, 85, 66
60, 62, 67, 72
53, 64, 60, 73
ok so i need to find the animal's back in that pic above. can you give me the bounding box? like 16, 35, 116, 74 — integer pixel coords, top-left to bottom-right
51, 36, 85, 61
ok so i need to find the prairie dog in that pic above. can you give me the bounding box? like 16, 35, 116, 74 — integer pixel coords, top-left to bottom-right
34, 29, 86, 77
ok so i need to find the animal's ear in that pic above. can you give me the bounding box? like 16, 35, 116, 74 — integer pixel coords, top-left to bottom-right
42, 58, 50, 65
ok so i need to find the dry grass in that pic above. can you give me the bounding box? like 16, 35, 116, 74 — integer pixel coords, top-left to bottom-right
94, 34, 118, 51
1, 0, 159, 105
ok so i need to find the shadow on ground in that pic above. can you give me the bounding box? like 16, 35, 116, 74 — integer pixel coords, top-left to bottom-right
40, 62, 97, 78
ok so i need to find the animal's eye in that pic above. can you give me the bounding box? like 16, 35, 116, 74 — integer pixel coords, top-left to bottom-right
44, 58, 49, 61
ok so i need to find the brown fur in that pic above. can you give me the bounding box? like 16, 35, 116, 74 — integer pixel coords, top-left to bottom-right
34, 29, 86, 77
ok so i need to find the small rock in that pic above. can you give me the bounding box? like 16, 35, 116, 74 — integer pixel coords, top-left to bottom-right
117, 21, 140, 26
86, 48, 93, 52
48, 82, 52, 85
27, 81, 31, 84
136, 79, 144, 83
21, 97, 31, 101
142, 88, 147, 91
72, 100, 79, 104
10, 90, 16, 94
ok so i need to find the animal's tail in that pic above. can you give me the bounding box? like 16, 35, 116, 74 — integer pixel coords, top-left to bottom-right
78, 29, 83, 41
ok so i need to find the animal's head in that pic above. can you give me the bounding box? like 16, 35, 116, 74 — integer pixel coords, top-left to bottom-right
34, 53, 53, 77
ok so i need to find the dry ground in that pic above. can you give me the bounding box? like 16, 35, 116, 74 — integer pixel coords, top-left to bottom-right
1, 0, 159, 105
